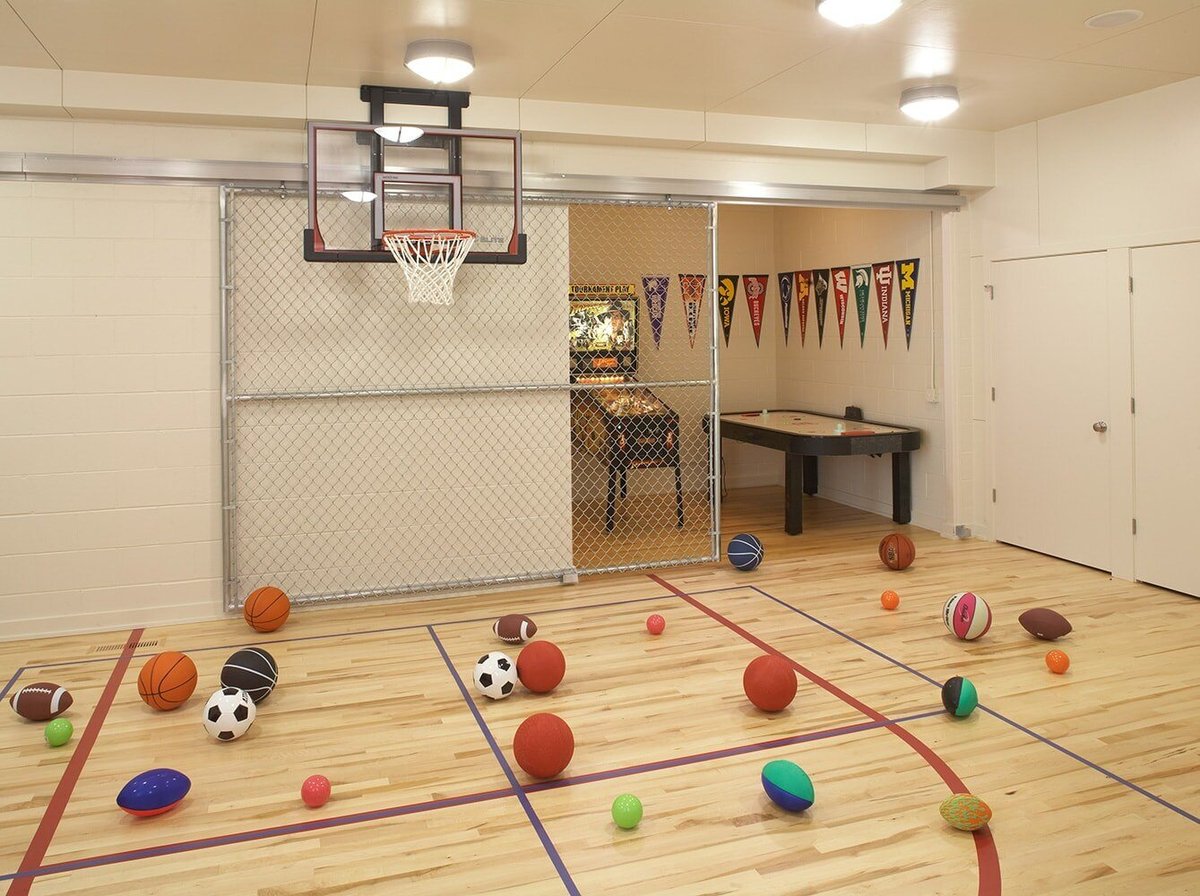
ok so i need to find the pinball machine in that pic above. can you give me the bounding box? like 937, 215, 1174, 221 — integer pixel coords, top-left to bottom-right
569, 285, 684, 532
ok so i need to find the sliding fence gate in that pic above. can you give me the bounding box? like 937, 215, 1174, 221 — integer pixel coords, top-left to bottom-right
221, 187, 717, 611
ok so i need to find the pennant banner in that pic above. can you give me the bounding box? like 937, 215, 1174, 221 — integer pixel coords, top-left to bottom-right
641, 276, 669, 349
796, 271, 811, 347
813, 269, 830, 347
679, 273, 706, 349
832, 267, 850, 348
873, 262, 896, 348
852, 265, 871, 347
899, 258, 920, 349
744, 274, 768, 347
717, 274, 739, 347
777, 272, 794, 344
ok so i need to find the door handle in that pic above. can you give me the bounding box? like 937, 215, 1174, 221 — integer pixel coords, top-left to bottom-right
1093, 421, 1108, 433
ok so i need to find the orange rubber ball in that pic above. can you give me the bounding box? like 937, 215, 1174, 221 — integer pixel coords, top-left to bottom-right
1045, 649, 1070, 674
880, 590, 900, 610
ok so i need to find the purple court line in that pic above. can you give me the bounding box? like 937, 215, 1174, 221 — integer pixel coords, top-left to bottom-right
0, 668, 24, 703
744, 584, 1199, 826
0, 787, 513, 883
426, 625, 581, 896
525, 709, 945, 793
10, 585, 719, 678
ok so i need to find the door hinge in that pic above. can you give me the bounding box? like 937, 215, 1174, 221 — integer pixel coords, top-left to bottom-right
1132, 518, 1137, 535
991, 387, 995, 401
992, 488, 997, 503
985, 284, 994, 300
1129, 276, 1134, 294
1131, 396, 1136, 414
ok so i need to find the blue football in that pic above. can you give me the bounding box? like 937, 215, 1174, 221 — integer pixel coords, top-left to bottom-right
116, 768, 191, 817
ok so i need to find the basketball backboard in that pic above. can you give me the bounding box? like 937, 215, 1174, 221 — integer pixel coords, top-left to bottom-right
304, 119, 525, 265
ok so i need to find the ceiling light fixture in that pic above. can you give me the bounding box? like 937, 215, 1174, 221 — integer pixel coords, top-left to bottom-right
1084, 9, 1143, 28
817, 0, 902, 28
340, 190, 377, 203
405, 39, 475, 84
374, 125, 425, 144
899, 85, 960, 122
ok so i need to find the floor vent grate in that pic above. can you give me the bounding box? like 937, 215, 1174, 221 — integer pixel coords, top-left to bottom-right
90, 639, 160, 654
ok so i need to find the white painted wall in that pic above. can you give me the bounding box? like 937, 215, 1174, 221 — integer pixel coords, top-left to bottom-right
967, 76, 1200, 579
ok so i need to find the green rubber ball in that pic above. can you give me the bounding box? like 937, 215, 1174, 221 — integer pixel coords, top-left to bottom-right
44, 718, 74, 748
611, 793, 643, 830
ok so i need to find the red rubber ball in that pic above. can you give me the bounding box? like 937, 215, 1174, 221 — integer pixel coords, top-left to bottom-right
743, 654, 798, 712
513, 712, 574, 779
517, 640, 566, 694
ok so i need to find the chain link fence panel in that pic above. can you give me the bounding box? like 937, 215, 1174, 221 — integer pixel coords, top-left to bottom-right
222, 188, 716, 611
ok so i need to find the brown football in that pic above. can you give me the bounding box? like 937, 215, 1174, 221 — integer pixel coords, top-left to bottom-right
10, 682, 73, 721
1018, 608, 1073, 641
493, 614, 537, 644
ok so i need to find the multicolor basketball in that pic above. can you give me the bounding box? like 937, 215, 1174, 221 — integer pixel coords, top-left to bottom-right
939, 793, 992, 831
941, 676, 978, 717
743, 654, 797, 712
517, 640, 566, 694
761, 759, 814, 812
942, 591, 992, 641
728, 533, 764, 571
512, 712, 574, 779
243, 586, 290, 633
879, 533, 916, 570
137, 651, 198, 711
220, 647, 278, 703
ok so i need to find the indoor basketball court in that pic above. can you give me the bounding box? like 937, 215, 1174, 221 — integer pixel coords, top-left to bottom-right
2, 2, 1200, 894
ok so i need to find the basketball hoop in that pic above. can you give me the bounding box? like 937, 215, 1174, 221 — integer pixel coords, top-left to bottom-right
382, 228, 477, 305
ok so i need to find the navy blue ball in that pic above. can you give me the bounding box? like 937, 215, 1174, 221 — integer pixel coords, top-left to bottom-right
728, 533, 764, 571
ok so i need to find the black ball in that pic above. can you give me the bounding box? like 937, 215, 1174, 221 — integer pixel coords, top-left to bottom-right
220, 648, 278, 704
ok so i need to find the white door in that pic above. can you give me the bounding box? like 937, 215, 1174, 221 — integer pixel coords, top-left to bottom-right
1131, 243, 1200, 597
991, 254, 1112, 570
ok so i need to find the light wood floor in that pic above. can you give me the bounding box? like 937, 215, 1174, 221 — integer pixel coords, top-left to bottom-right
2, 488, 1197, 895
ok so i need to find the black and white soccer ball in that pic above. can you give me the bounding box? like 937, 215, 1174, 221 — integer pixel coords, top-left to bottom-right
202, 686, 256, 741
473, 652, 517, 700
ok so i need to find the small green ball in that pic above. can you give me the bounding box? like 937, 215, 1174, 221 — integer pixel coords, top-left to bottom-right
44, 718, 73, 748
611, 793, 643, 830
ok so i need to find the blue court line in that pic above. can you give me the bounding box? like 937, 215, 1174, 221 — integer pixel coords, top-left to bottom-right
5, 584, 720, 679
426, 624, 581, 896
738, 582, 1199, 825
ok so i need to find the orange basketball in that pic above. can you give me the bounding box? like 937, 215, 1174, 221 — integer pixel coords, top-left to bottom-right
880, 590, 901, 610
244, 586, 290, 633
137, 651, 198, 711
516, 640, 566, 694
879, 534, 916, 571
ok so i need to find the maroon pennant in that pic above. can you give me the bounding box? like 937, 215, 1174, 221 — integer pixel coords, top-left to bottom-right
873, 261, 896, 348
832, 267, 851, 348
679, 273, 705, 349
744, 274, 768, 347
717, 274, 739, 346
899, 258, 920, 349
777, 272, 794, 344
796, 271, 811, 347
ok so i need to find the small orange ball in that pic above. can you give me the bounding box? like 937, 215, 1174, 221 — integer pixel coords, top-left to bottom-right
880, 590, 900, 610
1045, 649, 1070, 674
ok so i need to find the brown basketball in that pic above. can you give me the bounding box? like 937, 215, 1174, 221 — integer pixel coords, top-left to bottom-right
243, 585, 290, 633
879, 533, 916, 570
137, 651, 198, 711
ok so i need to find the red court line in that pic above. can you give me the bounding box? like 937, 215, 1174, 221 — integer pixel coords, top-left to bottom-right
8, 628, 144, 896
649, 575, 1002, 896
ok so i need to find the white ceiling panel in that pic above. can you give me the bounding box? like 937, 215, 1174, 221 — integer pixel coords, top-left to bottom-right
308, 0, 620, 94
525, 13, 830, 109
714, 37, 1187, 131
1061, 7, 1200, 74
7, 0, 317, 83
887, 0, 1200, 60
0, 2, 57, 69
610, 0, 887, 34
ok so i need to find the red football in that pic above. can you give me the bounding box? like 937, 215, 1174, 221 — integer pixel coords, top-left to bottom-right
9, 682, 73, 721
1018, 608, 1073, 641
493, 614, 537, 644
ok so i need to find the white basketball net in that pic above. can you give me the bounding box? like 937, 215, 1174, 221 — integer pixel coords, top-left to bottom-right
382, 229, 477, 306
